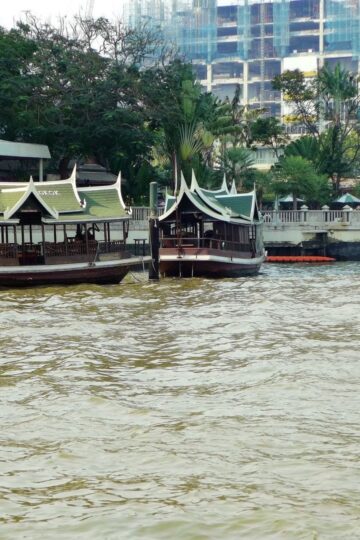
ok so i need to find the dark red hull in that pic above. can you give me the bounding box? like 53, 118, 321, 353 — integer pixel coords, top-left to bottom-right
0, 264, 130, 287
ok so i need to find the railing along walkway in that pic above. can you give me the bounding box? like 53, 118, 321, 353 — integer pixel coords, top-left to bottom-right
129, 206, 360, 228
262, 208, 360, 226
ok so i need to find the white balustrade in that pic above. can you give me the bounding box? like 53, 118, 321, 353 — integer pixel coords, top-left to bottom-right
129, 207, 360, 231
260, 209, 360, 226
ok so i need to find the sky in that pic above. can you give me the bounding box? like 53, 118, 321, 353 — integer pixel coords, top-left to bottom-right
0, 0, 125, 29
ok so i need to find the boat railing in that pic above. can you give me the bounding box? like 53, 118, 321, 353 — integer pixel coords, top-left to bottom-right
43, 240, 125, 258
43, 241, 95, 257
0, 242, 18, 258
97, 240, 126, 253
160, 236, 252, 252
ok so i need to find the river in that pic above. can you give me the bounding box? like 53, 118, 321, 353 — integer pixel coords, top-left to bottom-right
0, 262, 359, 539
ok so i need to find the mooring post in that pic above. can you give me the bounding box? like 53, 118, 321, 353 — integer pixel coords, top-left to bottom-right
149, 181, 159, 280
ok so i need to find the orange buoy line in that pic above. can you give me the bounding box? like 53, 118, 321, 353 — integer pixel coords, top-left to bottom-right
266, 255, 336, 263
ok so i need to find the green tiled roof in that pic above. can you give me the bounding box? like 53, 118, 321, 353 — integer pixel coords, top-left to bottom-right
165, 195, 176, 213
0, 176, 128, 223
199, 188, 228, 197
216, 195, 253, 219
191, 192, 228, 216
0, 190, 24, 213
160, 175, 258, 224
35, 184, 81, 213
58, 188, 128, 222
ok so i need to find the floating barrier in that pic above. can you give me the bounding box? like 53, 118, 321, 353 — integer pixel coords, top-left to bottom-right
266, 255, 336, 263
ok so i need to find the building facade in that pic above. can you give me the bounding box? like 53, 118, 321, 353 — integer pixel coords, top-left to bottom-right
124, 0, 360, 132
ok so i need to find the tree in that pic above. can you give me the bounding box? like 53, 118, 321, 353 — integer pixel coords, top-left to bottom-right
0, 27, 37, 140
272, 155, 330, 209
272, 64, 360, 193
242, 169, 273, 209
0, 16, 162, 182
221, 147, 255, 191
250, 116, 288, 158
272, 69, 317, 134
140, 61, 231, 188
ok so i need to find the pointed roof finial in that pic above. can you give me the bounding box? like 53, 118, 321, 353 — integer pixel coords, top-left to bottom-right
180, 171, 188, 193
221, 173, 228, 193
174, 153, 178, 195
230, 179, 237, 194
70, 164, 77, 183
190, 169, 198, 191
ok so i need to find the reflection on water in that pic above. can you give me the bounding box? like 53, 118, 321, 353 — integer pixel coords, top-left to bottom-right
0, 262, 360, 539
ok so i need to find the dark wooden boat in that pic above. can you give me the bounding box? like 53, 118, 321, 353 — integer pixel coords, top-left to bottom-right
0, 168, 145, 287
159, 172, 265, 278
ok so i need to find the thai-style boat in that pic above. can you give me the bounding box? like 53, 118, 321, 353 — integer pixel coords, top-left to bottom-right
158, 172, 265, 277
0, 167, 144, 286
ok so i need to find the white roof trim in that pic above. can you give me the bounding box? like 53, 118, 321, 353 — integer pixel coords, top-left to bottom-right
160, 173, 232, 223
194, 184, 232, 219
190, 169, 198, 191
221, 173, 229, 194
1, 186, 27, 194
230, 179, 237, 194
78, 174, 121, 192
4, 177, 59, 220
0, 182, 28, 188
68, 165, 82, 206
78, 171, 131, 216
251, 188, 256, 221
116, 172, 132, 215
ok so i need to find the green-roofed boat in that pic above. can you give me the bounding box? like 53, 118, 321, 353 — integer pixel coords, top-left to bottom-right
0, 167, 143, 286
159, 172, 265, 278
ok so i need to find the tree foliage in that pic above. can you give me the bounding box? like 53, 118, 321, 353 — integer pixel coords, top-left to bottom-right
273, 64, 360, 192
0, 16, 162, 184
273, 155, 330, 209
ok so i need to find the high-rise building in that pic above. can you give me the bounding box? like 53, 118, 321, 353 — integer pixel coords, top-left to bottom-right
123, 0, 360, 133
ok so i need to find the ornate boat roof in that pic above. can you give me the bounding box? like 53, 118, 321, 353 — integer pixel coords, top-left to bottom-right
0, 167, 129, 224
160, 171, 260, 223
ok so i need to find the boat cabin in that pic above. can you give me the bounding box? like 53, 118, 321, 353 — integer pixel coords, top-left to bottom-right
160, 174, 263, 256
158, 172, 265, 277
0, 167, 130, 268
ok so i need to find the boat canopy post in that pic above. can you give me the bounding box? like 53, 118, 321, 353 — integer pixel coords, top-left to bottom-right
39, 158, 44, 182
41, 224, 46, 263
149, 181, 159, 280
85, 222, 89, 259
63, 225, 68, 256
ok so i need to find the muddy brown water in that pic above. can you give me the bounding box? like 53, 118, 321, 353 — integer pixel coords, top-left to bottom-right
1, 262, 359, 539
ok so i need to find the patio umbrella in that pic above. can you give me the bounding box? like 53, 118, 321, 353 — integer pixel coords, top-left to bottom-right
278, 195, 304, 203
333, 192, 360, 205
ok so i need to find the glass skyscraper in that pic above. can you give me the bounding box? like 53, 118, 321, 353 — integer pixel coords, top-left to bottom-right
124, 0, 360, 130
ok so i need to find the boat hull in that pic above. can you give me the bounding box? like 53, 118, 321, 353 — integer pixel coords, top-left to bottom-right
0, 258, 144, 287
160, 247, 265, 278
